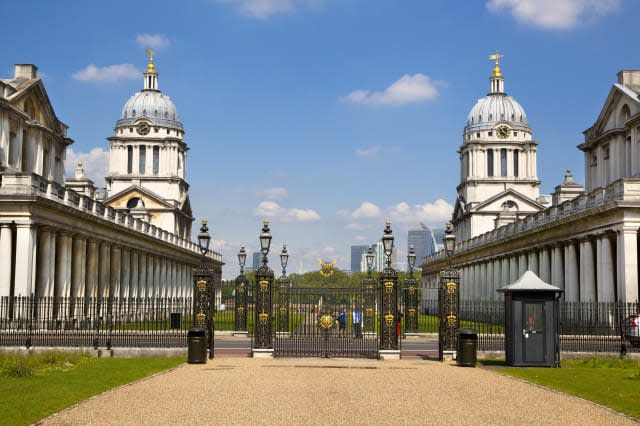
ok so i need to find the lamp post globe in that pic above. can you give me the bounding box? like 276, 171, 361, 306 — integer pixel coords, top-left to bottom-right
280, 244, 289, 276
237, 245, 247, 274
366, 246, 375, 275
443, 221, 456, 264
382, 221, 394, 269
407, 244, 416, 276
259, 220, 272, 265
197, 219, 211, 256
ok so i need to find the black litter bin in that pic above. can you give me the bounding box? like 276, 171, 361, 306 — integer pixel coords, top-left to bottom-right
457, 329, 477, 367
187, 327, 207, 364
170, 313, 181, 329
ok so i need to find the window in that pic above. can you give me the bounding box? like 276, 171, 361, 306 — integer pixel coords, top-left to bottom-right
476, 132, 480, 138
153, 146, 159, 174
139, 146, 146, 173
513, 150, 519, 177
603, 145, 610, 160
513, 131, 518, 137
487, 150, 494, 176
127, 146, 133, 174
500, 148, 507, 176
488, 131, 493, 137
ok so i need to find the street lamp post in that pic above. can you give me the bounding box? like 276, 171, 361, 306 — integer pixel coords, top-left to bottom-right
254, 221, 275, 353
404, 245, 418, 334
234, 245, 248, 332
439, 221, 460, 361
277, 244, 290, 334
379, 221, 399, 354
363, 246, 376, 333
192, 219, 214, 360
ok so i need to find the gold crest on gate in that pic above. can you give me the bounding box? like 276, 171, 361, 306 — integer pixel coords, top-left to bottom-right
258, 312, 269, 325
446, 314, 457, 327
384, 281, 394, 294
259, 279, 269, 292
196, 312, 206, 326
446, 281, 457, 294
319, 314, 334, 330
384, 313, 394, 326
197, 279, 207, 292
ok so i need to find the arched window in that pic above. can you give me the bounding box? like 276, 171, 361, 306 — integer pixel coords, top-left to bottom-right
621, 104, 631, 125
127, 197, 144, 209
139, 146, 146, 174
513, 150, 519, 177
487, 150, 494, 176
132, 109, 136, 117
500, 148, 507, 176
153, 146, 159, 174
127, 146, 133, 174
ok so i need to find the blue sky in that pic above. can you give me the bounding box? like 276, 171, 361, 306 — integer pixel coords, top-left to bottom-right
2, 0, 639, 278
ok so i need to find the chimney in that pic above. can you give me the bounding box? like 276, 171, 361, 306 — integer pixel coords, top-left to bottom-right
617, 70, 640, 91
14, 64, 38, 80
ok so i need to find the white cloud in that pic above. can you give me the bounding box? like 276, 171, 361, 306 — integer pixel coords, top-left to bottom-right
352, 202, 382, 219
340, 73, 441, 106
255, 201, 320, 222
260, 187, 288, 200
72, 64, 140, 83
219, 0, 322, 19
388, 199, 453, 226
65, 147, 109, 184
356, 146, 381, 158
486, 0, 620, 30
136, 33, 171, 49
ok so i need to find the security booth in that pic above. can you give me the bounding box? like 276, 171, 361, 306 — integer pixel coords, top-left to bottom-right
498, 270, 563, 367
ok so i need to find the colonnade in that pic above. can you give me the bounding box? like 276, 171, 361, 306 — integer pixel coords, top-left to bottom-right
0, 222, 194, 299
423, 228, 639, 303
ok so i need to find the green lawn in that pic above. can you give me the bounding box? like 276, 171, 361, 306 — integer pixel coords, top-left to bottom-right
0, 351, 184, 426
491, 357, 640, 420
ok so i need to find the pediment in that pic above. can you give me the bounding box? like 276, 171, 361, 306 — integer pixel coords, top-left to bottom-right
585, 84, 640, 140
471, 189, 545, 213
104, 185, 172, 210
8, 79, 62, 134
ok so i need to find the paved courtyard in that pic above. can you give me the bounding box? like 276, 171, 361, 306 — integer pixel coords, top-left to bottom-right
41, 357, 637, 425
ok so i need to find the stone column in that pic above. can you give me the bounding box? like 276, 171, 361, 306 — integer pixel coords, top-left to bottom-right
138, 253, 147, 299
0, 223, 13, 297
616, 227, 639, 302
85, 240, 99, 299
110, 245, 121, 299
551, 244, 564, 290
485, 260, 493, 300
98, 242, 111, 298
121, 248, 131, 299
71, 235, 87, 298
54, 232, 70, 298
579, 238, 596, 302
509, 256, 518, 283
493, 258, 501, 299
146, 254, 155, 298
518, 253, 527, 277
36, 227, 52, 297
0, 111, 8, 166
130, 250, 139, 299
501, 257, 509, 288
564, 241, 579, 302
539, 247, 551, 283
479, 262, 487, 300
14, 224, 37, 296
596, 234, 615, 302
528, 250, 539, 275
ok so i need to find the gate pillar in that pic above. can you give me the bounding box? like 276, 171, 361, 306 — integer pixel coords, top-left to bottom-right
378, 222, 400, 360
253, 221, 274, 357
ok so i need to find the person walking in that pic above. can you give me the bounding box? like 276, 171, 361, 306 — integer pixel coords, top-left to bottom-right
337, 309, 346, 336
352, 307, 362, 338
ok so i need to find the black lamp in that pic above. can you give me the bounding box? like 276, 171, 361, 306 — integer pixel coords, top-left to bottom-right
280, 244, 289, 275
407, 244, 416, 273
237, 245, 247, 273
366, 246, 375, 272
382, 221, 394, 268
443, 221, 456, 260
197, 219, 211, 256
259, 220, 272, 264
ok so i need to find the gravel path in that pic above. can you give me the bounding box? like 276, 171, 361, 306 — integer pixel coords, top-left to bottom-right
41, 358, 637, 426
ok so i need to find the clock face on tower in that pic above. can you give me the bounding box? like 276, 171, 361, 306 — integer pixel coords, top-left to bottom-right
496, 125, 510, 139
136, 122, 150, 135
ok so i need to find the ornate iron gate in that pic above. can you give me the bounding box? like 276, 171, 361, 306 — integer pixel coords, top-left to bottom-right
273, 286, 378, 358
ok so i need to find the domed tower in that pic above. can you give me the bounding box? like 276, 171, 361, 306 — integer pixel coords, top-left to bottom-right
452, 53, 544, 242
104, 50, 193, 239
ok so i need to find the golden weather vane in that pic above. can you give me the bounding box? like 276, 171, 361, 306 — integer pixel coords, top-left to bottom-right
145, 48, 155, 73
488, 51, 502, 64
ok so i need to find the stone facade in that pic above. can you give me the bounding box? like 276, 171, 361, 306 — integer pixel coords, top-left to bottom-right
422, 66, 640, 304
0, 62, 222, 300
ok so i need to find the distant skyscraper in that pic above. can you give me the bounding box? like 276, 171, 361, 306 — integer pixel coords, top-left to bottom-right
350, 245, 369, 272
408, 223, 444, 269
252, 252, 262, 270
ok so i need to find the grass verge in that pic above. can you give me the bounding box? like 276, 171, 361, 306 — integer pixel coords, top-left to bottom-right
490, 356, 640, 420
0, 351, 184, 426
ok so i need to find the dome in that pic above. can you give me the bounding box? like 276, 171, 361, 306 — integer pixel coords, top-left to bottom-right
465, 93, 530, 133
116, 90, 183, 130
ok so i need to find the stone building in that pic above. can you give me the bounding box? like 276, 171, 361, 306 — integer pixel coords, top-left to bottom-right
0, 59, 222, 303
422, 60, 640, 304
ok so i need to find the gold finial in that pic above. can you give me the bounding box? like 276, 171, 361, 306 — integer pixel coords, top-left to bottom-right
488, 51, 503, 77
145, 48, 156, 73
